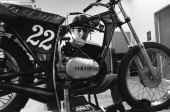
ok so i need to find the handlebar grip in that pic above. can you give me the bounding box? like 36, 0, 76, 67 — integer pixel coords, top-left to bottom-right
69, 12, 83, 15
110, 0, 120, 4
83, 3, 94, 13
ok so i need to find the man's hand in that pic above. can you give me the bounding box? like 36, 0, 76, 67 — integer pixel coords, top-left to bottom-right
72, 38, 86, 47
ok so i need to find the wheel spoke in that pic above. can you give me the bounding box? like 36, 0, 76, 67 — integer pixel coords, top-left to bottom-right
0, 100, 5, 105
145, 88, 154, 100
118, 43, 170, 110
126, 45, 170, 107
0, 49, 19, 110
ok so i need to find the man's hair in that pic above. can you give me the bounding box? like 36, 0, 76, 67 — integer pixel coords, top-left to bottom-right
72, 15, 88, 23
72, 15, 99, 28
72, 15, 91, 27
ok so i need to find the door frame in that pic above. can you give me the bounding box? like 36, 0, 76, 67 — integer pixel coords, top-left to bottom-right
154, 4, 170, 43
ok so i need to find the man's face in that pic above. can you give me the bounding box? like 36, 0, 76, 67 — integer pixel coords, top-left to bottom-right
73, 28, 89, 41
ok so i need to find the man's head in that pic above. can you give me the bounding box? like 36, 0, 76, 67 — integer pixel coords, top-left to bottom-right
72, 15, 89, 41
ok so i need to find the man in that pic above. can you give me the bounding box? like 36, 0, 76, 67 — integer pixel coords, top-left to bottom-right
45, 15, 127, 112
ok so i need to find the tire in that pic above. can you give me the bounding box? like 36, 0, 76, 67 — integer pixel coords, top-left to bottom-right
0, 37, 33, 112
118, 42, 170, 111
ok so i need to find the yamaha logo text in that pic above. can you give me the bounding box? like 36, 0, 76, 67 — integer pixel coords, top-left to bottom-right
75, 66, 92, 70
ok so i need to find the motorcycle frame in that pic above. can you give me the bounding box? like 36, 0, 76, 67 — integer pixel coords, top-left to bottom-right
0, 0, 158, 109
67, 1, 157, 94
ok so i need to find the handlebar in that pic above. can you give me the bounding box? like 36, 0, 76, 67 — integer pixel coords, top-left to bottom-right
69, 12, 83, 15
83, 0, 121, 13
83, 3, 95, 13
110, 0, 121, 4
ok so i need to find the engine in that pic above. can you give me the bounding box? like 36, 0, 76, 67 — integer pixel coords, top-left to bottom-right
57, 42, 102, 80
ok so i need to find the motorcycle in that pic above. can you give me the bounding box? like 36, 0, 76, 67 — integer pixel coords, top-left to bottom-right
0, 0, 170, 112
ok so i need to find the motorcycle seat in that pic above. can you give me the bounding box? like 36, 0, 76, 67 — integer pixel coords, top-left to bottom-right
0, 2, 65, 25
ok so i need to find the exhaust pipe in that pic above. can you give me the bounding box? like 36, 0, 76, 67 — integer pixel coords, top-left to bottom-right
0, 82, 61, 103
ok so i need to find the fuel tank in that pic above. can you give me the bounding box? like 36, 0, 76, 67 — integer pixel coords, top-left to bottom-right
66, 57, 99, 79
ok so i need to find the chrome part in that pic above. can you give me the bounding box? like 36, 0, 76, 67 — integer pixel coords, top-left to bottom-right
66, 58, 99, 79
118, 2, 157, 78
0, 22, 5, 36
140, 46, 158, 78
0, 22, 5, 26
119, 26, 132, 47
139, 67, 161, 88
107, 18, 113, 23
57, 38, 63, 69
63, 88, 70, 112
118, 2, 140, 43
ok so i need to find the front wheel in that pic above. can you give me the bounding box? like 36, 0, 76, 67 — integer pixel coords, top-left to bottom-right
118, 42, 170, 111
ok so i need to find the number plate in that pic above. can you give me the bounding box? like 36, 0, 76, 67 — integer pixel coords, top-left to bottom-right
23, 23, 59, 54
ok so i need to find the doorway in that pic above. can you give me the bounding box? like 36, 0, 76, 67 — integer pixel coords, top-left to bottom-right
155, 4, 170, 48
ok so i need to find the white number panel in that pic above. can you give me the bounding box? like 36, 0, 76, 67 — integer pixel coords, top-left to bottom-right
23, 23, 58, 54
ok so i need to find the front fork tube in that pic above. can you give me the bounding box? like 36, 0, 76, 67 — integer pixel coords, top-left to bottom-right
118, 2, 157, 78
119, 26, 142, 70
119, 25, 157, 78
128, 22, 157, 78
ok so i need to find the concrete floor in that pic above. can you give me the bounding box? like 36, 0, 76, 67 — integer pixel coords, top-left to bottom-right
20, 90, 170, 112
